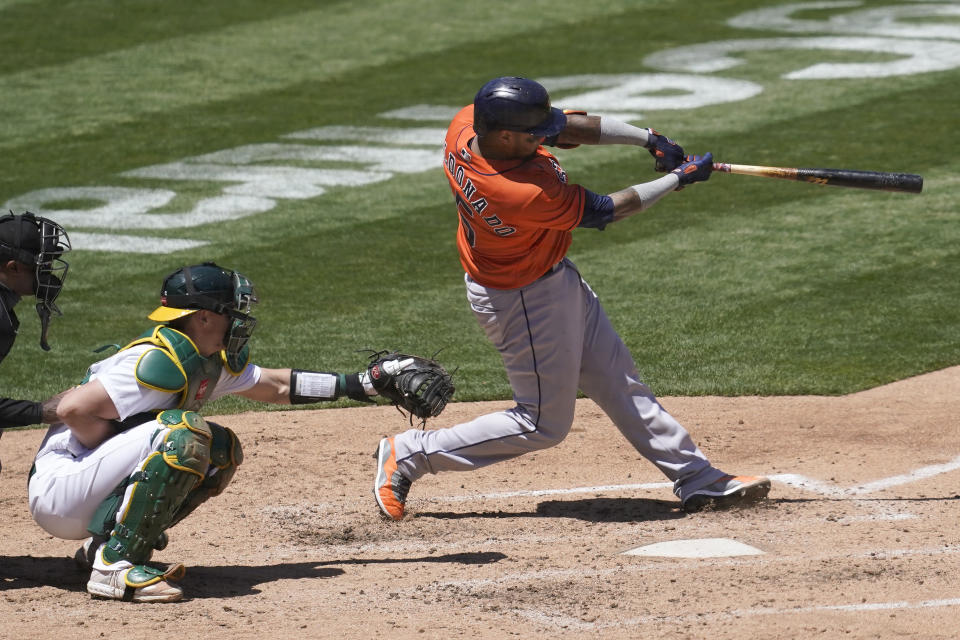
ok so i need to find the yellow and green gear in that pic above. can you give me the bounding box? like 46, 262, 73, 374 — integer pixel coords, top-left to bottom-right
148, 262, 257, 367
87, 410, 244, 566
100, 410, 212, 565
168, 420, 244, 528
123, 325, 249, 410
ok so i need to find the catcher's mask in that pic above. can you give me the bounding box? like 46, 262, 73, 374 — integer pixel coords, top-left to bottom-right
0, 211, 71, 351
148, 262, 258, 360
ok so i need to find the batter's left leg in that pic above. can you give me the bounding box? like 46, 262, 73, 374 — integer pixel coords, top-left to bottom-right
573, 279, 726, 498
575, 281, 770, 509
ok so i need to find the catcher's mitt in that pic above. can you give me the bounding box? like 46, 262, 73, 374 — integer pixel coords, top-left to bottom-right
367, 350, 454, 424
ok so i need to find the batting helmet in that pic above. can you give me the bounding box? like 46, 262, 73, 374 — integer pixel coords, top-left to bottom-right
149, 262, 258, 360
473, 76, 566, 137
0, 211, 71, 350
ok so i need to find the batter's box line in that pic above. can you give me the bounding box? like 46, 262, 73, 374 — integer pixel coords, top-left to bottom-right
413, 545, 960, 596
514, 596, 960, 632
423, 454, 960, 505
423, 481, 673, 503
772, 452, 960, 498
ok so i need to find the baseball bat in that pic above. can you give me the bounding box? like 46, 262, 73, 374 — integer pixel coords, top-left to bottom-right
712, 162, 923, 194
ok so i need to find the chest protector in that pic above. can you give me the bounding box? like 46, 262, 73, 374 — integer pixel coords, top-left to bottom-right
123, 326, 249, 411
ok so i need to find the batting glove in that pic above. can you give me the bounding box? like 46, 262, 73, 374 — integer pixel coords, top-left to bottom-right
671, 152, 714, 189
645, 128, 685, 172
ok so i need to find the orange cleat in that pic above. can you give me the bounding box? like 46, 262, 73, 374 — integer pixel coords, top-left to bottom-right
373, 437, 412, 520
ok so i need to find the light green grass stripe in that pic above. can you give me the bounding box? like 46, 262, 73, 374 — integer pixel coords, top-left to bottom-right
0, 0, 637, 150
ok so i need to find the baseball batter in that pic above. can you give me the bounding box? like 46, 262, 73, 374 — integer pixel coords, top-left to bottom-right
0, 212, 71, 471
375, 76, 771, 520
28, 261, 434, 602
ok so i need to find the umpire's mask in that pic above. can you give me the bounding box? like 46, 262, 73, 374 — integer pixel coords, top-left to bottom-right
0, 211, 71, 351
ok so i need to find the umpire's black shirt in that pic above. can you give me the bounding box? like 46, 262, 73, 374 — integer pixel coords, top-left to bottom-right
0, 283, 43, 429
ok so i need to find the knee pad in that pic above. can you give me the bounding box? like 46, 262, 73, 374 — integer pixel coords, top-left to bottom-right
100, 411, 213, 564
207, 421, 243, 491
168, 422, 243, 528
157, 409, 213, 475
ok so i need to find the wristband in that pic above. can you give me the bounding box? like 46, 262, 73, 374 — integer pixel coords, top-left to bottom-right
338, 372, 370, 403
290, 370, 338, 404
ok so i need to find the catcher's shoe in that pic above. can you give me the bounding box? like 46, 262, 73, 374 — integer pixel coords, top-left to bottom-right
681, 475, 771, 512
74, 535, 106, 570
74, 532, 169, 570
86, 543, 185, 603
374, 437, 411, 521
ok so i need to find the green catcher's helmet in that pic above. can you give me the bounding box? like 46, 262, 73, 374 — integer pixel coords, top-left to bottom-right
148, 262, 257, 360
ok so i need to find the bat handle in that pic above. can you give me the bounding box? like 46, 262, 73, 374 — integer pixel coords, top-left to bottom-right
712, 162, 732, 173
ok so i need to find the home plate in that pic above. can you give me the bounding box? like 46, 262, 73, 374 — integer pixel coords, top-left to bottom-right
622, 538, 764, 558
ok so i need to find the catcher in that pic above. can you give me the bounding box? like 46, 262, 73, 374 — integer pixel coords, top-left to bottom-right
27, 261, 453, 602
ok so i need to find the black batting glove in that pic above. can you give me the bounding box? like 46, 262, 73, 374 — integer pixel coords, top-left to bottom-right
645, 128, 685, 172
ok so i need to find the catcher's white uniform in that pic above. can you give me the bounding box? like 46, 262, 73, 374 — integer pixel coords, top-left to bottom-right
29, 343, 259, 540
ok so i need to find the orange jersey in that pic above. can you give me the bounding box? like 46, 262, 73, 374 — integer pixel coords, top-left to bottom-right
443, 105, 585, 289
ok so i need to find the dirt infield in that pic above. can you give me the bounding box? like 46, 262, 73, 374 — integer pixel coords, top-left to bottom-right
2, 367, 959, 639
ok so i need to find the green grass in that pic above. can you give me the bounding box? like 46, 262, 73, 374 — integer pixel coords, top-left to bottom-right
1, 0, 957, 417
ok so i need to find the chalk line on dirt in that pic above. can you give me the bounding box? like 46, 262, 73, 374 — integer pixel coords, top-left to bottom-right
773, 453, 960, 497
411, 545, 960, 592
515, 597, 960, 632
420, 453, 960, 504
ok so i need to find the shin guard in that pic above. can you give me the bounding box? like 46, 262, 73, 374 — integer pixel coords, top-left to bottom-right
101, 410, 212, 565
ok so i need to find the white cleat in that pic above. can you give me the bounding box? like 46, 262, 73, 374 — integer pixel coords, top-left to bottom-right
86, 543, 185, 603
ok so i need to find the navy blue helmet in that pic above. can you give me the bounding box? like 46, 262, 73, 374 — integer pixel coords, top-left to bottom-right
472, 76, 566, 137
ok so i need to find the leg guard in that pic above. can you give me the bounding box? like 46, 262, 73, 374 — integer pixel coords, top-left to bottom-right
101, 409, 212, 565
169, 421, 243, 528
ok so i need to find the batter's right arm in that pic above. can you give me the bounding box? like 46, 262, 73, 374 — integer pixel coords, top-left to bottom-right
610, 153, 714, 221
554, 114, 684, 172
608, 174, 681, 221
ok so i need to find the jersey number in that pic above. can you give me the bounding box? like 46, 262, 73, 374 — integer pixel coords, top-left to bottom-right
455, 193, 516, 247
455, 193, 477, 247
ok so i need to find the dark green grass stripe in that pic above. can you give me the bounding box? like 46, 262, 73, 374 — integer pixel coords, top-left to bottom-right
0, 0, 349, 75
0, 1, 638, 154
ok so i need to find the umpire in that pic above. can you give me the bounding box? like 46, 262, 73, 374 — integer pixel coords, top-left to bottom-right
0, 211, 71, 470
